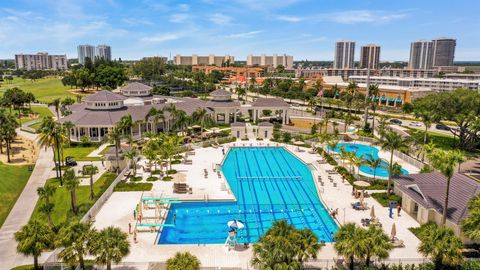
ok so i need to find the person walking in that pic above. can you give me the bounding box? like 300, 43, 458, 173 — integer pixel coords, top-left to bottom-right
397, 204, 402, 217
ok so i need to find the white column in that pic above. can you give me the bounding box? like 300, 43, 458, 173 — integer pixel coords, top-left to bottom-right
234, 109, 237, 123
138, 123, 142, 137
283, 109, 287, 124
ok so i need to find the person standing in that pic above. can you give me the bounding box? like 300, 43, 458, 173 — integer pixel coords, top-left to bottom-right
397, 204, 402, 217
128, 223, 132, 234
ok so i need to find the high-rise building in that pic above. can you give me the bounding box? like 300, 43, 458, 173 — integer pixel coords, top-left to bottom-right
334, 41, 355, 69
409, 40, 434, 69
15, 52, 67, 70
360, 44, 381, 69
77, 45, 95, 65
173, 54, 234, 66
96, 45, 112, 61
246, 54, 294, 69
432, 38, 456, 67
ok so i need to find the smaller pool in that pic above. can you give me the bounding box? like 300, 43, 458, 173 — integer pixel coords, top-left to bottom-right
328, 143, 408, 178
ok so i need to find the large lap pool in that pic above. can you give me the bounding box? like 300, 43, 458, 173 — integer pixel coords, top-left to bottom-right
158, 147, 338, 244
329, 143, 408, 178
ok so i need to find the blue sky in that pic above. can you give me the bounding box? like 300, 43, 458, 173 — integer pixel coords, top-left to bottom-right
1, 0, 479, 61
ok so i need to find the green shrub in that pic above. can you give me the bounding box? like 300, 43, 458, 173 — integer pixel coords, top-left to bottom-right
114, 182, 152, 192
129, 176, 142, 182
171, 159, 181, 164
163, 176, 173, 181
146, 176, 158, 182
151, 169, 161, 175
282, 132, 292, 143
173, 155, 183, 159
371, 192, 402, 207
167, 169, 177, 175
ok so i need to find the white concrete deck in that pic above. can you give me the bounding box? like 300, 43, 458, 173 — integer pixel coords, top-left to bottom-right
92, 140, 425, 268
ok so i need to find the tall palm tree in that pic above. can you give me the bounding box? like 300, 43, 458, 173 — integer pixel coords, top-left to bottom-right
414, 110, 433, 160
118, 114, 134, 136
123, 149, 138, 176
379, 131, 409, 190
418, 224, 463, 269
37, 184, 57, 228
362, 225, 392, 266
295, 228, 321, 263
363, 154, 382, 181
192, 108, 211, 133
38, 203, 55, 229
50, 98, 62, 119
166, 252, 201, 270
0, 109, 18, 163
56, 221, 96, 270
343, 113, 354, 133
64, 168, 79, 214
15, 219, 54, 270
89, 226, 130, 270
462, 194, 480, 241
145, 107, 164, 133
38, 116, 65, 184
334, 223, 366, 270
107, 126, 123, 173
365, 84, 379, 130
82, 164, 99, 200
350, 153, 364, 175
427, 149, 465, 224
62, 121, 75, 146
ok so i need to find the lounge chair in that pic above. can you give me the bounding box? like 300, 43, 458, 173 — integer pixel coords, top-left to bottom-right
392, 238, 405, 248
173, 183, 189, 194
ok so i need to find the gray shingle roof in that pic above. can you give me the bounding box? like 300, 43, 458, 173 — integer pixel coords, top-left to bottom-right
120, 82, 152, 92
251, 98, 289, 107
84, 90, 127, 102
205, 100, 240, 108
258, 121, 273, 127
394, 172, 480, 224
210, 89, 232, 97
231, 122, 246, 127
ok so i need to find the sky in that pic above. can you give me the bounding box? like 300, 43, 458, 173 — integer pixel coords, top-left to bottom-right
1, 0, 479, 61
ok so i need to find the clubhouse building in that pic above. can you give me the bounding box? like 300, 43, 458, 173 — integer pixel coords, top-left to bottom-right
59, 82, 289, 142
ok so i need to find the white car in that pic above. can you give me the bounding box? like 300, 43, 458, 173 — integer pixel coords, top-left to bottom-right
409, 121, 422, 127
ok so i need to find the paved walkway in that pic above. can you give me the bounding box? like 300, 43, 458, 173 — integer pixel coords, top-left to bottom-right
87, 143, 110, 157
0, 130, 55, 269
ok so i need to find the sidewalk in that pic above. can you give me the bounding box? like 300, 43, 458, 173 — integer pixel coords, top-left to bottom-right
0, 131, 55, 269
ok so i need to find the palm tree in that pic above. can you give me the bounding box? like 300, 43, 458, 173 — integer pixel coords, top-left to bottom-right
15, 219, 54, 270
235, 86, 246, 102
365, 84, 379, 129
418, 224, 463, 269
64, 168, 79, 214
89, 226, 130, 270
339, 146, 349, 167
123, 149, 138, 175
363, 154, 382, 181
192, 108, 211, 133
37, 184, 57, 228
296, 228, 322, 263
166, 252, 201, 270
462, 194, 480, 241
427, 149, 465, 224
333, 223, 366, 270
50, 98, 61, 119
414, 110, 433, 160
379, 130, 409, 190
350, 153, 364, 175
107, 126, 123, 173
39, 203, 55, 229
346, 81, 358, 96
82, 164, 99, 200
56, 221, 96, 270
62, 121, 75, 146
38, 116, 65, 184
145, 107, 164, 133
362, 225, 392, 266
119, 114, 134, 136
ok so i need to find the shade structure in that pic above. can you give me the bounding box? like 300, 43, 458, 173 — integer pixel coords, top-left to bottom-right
353, 180, 371, 187
191, 125, 201, 129
391, 223, 397, 240
370, 205, 376, 219
172, 173, 187, 183
293, 140, 304, 145
228, 220, 245, 230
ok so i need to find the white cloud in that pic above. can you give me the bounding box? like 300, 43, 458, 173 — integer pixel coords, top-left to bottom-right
169, 13, 189, 23
226, 30, 263, 38
323, 10, 407, 24
141, 33, 182, 43
178, 4, 190, 12
122, 18, 153, 26
276, 15, 303, 22
210, 13, 232, 25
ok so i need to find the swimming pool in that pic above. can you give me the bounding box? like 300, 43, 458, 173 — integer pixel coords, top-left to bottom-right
158, 147, 338, 244
328, 143, 408, 178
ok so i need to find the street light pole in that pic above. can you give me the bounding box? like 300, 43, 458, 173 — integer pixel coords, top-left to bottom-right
363, 68, 371, 129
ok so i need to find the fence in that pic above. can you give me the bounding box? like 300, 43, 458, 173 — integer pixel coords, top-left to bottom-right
43, 167, 129, 270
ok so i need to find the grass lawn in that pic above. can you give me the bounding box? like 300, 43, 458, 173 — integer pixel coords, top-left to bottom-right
60, 145, 103, 161
0, 162, 33, 227
371, 192, 402, 207
114, 182, 153, 192
31, 172, 117, 225
0, 77, 74, 103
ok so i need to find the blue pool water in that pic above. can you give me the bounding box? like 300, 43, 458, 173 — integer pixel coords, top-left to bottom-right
329, 143, 408, 178
158, 147, 338, 244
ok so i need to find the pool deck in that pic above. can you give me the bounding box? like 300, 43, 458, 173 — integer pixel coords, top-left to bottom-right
93, 139, 424, 269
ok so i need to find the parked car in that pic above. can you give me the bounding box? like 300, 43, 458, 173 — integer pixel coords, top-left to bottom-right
367, 115, 374, 119
436, 123, 451, 131
389, 119, 402, 125
65, 156, 77, 167
409, 121, 422, 127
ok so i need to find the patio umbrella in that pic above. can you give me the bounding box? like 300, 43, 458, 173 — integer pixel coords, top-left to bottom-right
370, 205, 376, 219
227, 220, 245, 230
172, 173, 186, 183
293, 141, 304, 146
353, 180, 371, 187
391, 223, 397, 240
191, 125, 201, 129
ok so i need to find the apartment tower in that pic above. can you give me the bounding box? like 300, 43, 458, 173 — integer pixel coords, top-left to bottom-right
409, 41, 434, 69
360, 44, 381, 69
334, 41, 355, 69
432, 38, 456, 67
77, 44, 96, 65
96, 45, 112, 61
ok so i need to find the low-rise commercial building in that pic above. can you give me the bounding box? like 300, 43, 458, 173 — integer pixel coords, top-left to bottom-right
349, 75, 480, 92
15, 52, 67, 70
173, 54, 234, 66
192, 66, 263, 83
296, 68, 438, 81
